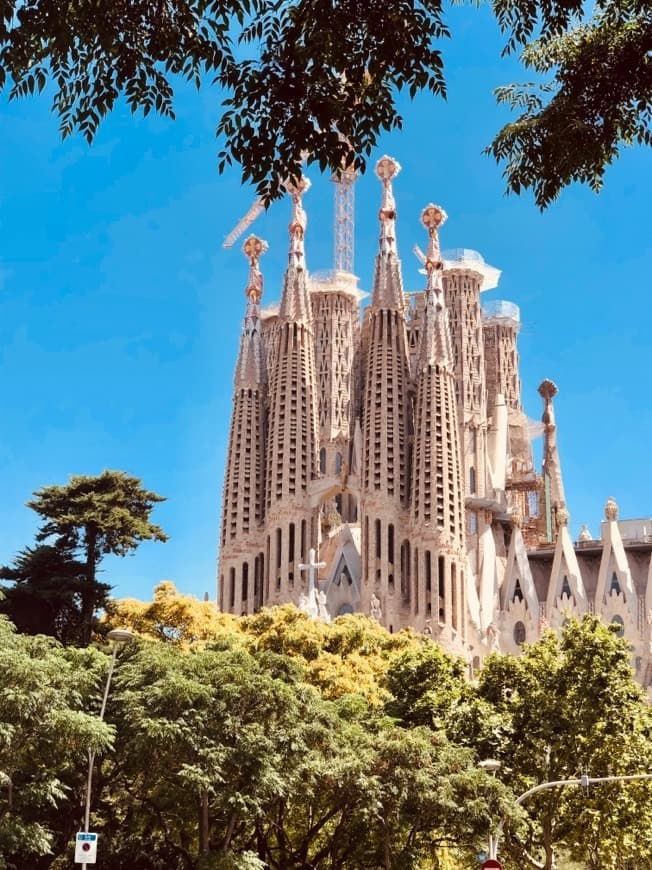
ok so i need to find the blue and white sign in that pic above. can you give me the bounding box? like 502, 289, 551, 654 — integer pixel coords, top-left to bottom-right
74, 832, 98, 864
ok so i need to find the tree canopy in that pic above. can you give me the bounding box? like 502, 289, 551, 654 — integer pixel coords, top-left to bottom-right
2, 602, 651, 868
0, 471, 167, 645
0, 0, 647, 205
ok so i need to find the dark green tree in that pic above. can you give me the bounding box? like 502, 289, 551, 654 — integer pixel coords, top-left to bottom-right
3, 471, 168, 644
0, 544, 107, 646
0, 0, 646, 204
488, 0, 651, 206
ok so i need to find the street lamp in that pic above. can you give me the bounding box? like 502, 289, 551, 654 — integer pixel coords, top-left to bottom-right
489, 771, 652, 861
479, 759, 502, 860
82, 628, 134, 869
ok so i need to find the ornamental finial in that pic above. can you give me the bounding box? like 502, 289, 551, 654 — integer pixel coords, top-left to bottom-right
420, 203, 448, 298
556, 507, 570, 527
509, 504, 523, 528
242, 235, 268, 305
605, 496, 619, 521
285, 175, 311, 270
375, 156, 401, 255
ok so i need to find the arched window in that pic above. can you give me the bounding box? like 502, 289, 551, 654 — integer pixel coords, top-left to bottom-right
469, 467, 477, 494
512, 578, 523, 603
469, 511, 478, 535
335, 452, 342, 474
514, 621, 526, 646
229, 567, 236, 609
400, 541, 411, 602
319, 448, 326, 474
242, 563, 249, 601
611, 615, 625, 638
561, 575, 571, 598
610, 571, 621, 596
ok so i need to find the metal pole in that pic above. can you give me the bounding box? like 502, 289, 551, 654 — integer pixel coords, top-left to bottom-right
82, 641, 119, 869
490, 772, 652, 860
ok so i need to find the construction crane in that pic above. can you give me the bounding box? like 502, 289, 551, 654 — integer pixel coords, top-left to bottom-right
222, 163, 357, 274
331, 163, 356, 273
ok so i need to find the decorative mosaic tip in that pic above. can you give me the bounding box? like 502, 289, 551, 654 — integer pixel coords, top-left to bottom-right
605, 496, 619, 521
284, 174, 312, 198
538, 379, 559, 401
375, 155, 401, 182
242, 235, 268, 304
421, 203, 447, 284
421, 203, 448, 231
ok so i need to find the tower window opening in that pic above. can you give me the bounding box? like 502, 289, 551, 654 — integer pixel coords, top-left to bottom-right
514, 621, 526, 646
610, 571, 621, 596
229, 567, 236, 610
242, 562, 249, 601
611, 614, 625, 638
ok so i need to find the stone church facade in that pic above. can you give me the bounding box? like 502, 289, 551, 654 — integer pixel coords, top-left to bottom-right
218, 157, 652, 686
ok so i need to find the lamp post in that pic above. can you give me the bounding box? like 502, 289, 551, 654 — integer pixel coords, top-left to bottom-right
478, 759, 502, 860
489, 771, 652, 861
82, 629, 134, 869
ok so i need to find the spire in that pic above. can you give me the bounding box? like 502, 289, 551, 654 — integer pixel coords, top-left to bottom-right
538, 379, 567, 538
371, 156, 405, 311
287, 175, 310, 270
279, 175, 312, 323
234, 235, 268, 390
417, 203, 453, 371
376, 155, 400, 256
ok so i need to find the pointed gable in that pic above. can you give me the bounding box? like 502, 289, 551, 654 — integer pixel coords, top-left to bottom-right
596, 497, 638, 626
546, 510, 588, 617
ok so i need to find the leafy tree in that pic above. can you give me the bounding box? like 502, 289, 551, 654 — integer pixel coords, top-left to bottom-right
488, 0, 651, 206
103, 581, 241, 647
0, 0, 646, 203
92, 638, 508, 869
25, 470, 168, 644
474, 617, 652, 869
0, 545, 108, 646
0, 617, 114, 869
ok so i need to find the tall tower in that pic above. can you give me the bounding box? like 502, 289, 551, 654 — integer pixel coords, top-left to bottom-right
360, 157, 412, 630
218, 236, 269, 614
263, 178, 320, 604
443, 258, 488, 501
539, 379, 567, 542
410, 205, 467, 644
482, 300, 522, 413
311, 271, 361, 524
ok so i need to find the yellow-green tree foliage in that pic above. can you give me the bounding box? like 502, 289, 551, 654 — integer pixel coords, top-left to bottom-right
104, 585, 425, 703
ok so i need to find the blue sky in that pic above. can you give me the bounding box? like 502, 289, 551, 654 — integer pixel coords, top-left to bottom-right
0, 4, 650, 603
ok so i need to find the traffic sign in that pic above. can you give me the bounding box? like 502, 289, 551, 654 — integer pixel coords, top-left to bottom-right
75, 832, 98, 864
481, 860, 503, 870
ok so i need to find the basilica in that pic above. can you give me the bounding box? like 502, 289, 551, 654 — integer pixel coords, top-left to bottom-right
217, 156, 652, 685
